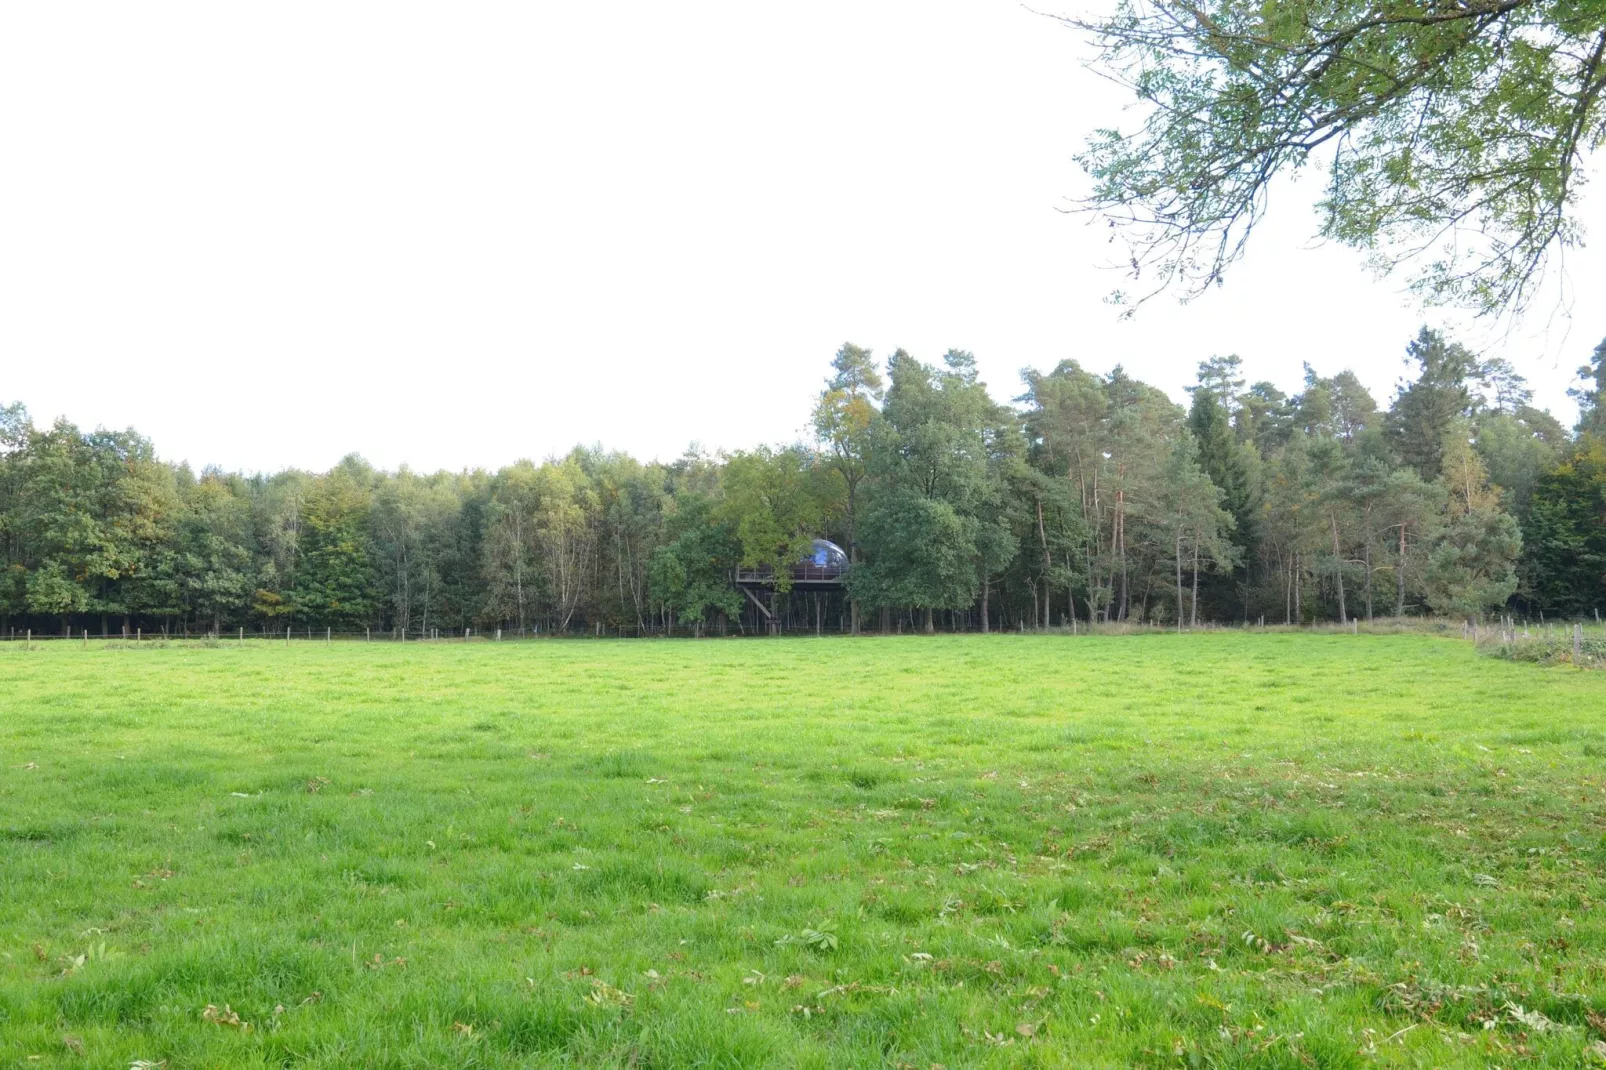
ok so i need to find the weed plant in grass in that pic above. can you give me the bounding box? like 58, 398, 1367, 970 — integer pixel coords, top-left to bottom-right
1, 634, 1604, 1067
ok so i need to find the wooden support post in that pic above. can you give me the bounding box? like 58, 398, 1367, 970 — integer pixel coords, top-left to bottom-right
740, 586, 772, 620
83, 628, 88, 648
239, 626, 244, 646
366, 627, 371, 643
285, 626, 290, 646
495, 628, 501, 642
326, 627, 331, 644
25, 629, 30, 651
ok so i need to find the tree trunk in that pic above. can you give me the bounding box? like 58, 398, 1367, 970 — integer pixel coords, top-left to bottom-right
1363, 539, 1374, 621
1294, 552, 1302, 624
980, 576, 990, 634
512, 514, 525, 634
923, 607, 935, 634
1036, 496, 1052, 629
846, 482, 859, 635
1284, 551, 1292, 625
1065, 558, 1077, 635
1117, 498, 1129, 621
1330, 514, 1348, 624
1190, 528, 1200, 628
1396, 525, 1407, 617
1174, 533, 1184, 633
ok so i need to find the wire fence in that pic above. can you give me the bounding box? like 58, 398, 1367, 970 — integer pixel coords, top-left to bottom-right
3, 614, 1605, 648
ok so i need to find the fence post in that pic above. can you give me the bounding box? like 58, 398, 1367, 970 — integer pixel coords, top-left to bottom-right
366, 626, 371, 643
25, 629, 30, 651
83, 628, 88, 648
326, 627, 331, 645
136, 628, 141, 643
495, 628, 501, 642
239, 626, 244, 646
285, 626, 290, 646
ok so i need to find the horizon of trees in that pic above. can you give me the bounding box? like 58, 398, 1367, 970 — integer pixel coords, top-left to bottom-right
3, 327, 1604, 638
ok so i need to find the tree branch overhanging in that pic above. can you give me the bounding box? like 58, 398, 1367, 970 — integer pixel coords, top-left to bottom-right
1060, 0, 1605, 319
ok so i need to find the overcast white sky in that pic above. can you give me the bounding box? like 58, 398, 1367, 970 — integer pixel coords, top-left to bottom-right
2, 3, 1602, 474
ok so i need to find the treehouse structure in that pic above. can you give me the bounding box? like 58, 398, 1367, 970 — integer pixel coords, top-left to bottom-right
734, 539, 848, 634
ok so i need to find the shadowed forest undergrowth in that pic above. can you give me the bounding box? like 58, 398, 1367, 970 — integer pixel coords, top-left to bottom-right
1, 634, 1603, 1067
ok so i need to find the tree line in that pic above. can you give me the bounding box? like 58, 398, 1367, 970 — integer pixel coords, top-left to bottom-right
2, 328, 1603, 638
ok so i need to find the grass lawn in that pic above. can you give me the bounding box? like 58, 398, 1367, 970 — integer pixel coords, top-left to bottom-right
1, 633, 1604, 1068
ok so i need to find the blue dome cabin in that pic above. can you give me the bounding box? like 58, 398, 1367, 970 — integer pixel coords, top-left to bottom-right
734, 539, 849, 634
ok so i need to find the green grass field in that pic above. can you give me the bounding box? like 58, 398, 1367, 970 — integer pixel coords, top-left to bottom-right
1, 634, 1604, 1068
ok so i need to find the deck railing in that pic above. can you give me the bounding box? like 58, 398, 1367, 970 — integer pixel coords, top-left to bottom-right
734, 561, 846, 585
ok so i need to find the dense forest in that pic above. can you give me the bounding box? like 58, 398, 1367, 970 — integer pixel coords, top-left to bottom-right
2, 327, 1604, 638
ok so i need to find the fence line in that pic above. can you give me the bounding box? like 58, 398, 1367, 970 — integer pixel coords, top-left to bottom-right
5, 615, 1605, 646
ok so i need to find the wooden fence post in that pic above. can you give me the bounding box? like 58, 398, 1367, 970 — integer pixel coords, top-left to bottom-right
239, 626, 244, 645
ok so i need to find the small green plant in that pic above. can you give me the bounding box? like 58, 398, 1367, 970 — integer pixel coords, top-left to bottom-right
802, 928, 838, 952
